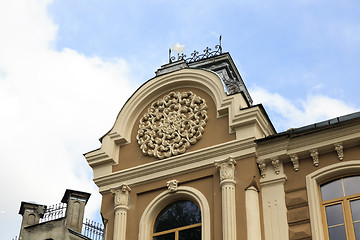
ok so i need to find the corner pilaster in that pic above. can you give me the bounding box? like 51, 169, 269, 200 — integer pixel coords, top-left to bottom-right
111, 184, 131, 240
215, 156, 237, 240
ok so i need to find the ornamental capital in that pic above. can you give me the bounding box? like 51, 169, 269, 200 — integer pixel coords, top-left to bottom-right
111, 184, 131, 207
215, 156, 236, 182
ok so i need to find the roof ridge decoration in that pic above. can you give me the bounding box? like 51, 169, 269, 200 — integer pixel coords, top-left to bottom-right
169, 36, 222, 63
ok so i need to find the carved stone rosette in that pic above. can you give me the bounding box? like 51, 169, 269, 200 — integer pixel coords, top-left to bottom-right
136, 91, 208, 159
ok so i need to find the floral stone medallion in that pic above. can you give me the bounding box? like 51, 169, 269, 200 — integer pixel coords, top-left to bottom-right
136, 91, 208, 159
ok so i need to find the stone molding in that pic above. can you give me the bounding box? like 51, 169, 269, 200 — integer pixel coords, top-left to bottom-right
257, 123, 360, 176
94, 138, 256, 193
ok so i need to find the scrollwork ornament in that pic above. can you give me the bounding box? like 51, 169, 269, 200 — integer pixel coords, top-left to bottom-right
310, 149, 319, 167
136, 91, 208, 159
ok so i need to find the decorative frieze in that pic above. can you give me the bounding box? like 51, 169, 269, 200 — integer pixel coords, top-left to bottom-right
335, 143, 344, 161
166, 180, 179, 192
290, 154, 299, 171
136, 91, 208, 159
310, 149, 319, 167
271, 157, 280, 175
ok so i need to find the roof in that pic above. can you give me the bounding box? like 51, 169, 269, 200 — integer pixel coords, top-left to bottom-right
256, 111, 360, 142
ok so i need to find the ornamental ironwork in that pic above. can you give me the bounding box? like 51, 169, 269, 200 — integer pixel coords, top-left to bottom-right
169, 36, 222, 63
136, 91, 208, 159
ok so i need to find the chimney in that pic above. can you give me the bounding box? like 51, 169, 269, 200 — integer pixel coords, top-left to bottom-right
61, 189, 91, 233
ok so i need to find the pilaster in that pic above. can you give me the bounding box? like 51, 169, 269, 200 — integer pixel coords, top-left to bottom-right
111, 184, 131, 240
215, 156, 237, 240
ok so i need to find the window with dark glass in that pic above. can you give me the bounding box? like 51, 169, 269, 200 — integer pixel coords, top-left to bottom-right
152, 200, 201, 240
320, 176, 360, 239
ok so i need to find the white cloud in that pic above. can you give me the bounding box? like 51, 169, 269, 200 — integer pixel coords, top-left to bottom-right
251, 86, 358, 131
0, 0, 135, 238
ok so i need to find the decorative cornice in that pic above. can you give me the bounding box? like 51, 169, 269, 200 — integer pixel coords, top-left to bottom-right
290, 154, 299, 171
95, 138, 256, 192
334, 143, 344, 161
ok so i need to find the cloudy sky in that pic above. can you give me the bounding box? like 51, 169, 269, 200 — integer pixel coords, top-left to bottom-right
1, 0, 359, 238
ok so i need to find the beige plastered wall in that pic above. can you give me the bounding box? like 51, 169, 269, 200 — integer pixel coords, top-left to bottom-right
102, 156, 262, 240
283, 145, 360, 239
112, 87, 236, 172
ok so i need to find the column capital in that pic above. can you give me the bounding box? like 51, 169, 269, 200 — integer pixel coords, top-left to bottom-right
215, 156, 236, 183
111, 184, 131, 209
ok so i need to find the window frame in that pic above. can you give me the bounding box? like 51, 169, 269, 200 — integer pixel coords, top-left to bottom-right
151, 199, 202, 240
306, 160, 360, 240
138, 186, 211, 240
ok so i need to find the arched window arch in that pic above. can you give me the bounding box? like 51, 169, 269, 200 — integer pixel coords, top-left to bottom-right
138, 186, 210, 240
306, 161, 360, 240
152, 200, 201, 240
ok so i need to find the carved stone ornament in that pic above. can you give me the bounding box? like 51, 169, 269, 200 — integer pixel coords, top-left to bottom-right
335, 143, 344, 161
136, 91, 208, 159
215, 157, 236, 182
111, 184, 131, 207
258, 161, 266, 178
167, 180, 179, 192
290, 154, 299, 171
310, 149, 319, 167
271, 157, 280, 175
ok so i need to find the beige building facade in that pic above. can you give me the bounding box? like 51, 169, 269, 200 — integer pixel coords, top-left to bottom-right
85, 49, 360, 240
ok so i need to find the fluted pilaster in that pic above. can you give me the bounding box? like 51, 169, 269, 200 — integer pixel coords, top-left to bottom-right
215, 157, 237, 240
111, 184, 131, 240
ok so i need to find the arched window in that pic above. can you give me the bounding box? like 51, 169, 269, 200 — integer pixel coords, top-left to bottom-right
138, 186, 210, 240
320, 175, 360, 239
152, 200, 201, 240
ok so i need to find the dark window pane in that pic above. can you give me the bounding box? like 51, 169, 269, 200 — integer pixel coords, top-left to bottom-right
351, 200, 360, 222
153, 200, 201, 233
179, 226, 201, 240
344, 176, 360, 196
153, 232, 175, 240
354, 221, 360, 240
325, 204, 345, 226
328, 225, 347, 240
321, 179, 344, 201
